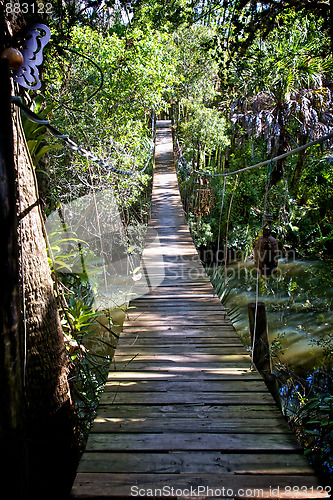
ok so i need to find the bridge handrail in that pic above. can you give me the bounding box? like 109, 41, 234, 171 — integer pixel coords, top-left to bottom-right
175, 127, 333, 178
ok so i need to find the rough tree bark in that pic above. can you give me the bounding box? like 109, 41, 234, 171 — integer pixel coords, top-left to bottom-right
13, 91, 79, 500
271, 102, 290, 186
290, 134, 308, 197
0, 58, 27, 498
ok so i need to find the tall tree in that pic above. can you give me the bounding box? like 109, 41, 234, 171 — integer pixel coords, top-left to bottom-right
227, 14, 333, 186
0, 57, 27, 499
14, 107, 79, 498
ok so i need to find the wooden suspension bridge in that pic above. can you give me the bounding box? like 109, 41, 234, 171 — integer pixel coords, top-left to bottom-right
71, 121, 324, 499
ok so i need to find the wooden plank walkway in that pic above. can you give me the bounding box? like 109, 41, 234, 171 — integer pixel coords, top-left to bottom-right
71, 121, 323, 499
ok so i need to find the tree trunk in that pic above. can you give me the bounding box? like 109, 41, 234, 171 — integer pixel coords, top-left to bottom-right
271, 103, 289, 185
13, 88, 79, 500
196, 139, 201, 169
290, 135, 308, 196
0, 58, 27, 498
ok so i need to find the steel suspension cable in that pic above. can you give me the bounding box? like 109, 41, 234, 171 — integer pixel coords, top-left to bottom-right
175, 130, 333, 178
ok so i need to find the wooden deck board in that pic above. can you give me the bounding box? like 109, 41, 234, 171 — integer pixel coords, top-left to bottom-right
72, 473, 324, 499
113, 348, 251, 356
103, 380, 269, 392
95, 404, 287, 419
99, 392, 278, 406
85, 432, 302, 452
71, 121, 318, 499
78, 451, 314, 475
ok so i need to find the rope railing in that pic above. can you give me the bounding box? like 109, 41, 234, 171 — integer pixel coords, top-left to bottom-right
11, 96, 155, 176
175, 129, 333, 178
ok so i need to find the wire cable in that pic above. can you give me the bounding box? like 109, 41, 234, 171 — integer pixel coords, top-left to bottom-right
175, 130, 333, 178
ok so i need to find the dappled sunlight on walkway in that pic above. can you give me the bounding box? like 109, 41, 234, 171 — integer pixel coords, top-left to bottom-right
71, 121, 323, 499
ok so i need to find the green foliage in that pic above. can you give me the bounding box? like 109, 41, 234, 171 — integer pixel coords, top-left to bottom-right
45, 24, 177, 129
311, 335, 333, 362
270, 332, 286, 358
176, 13, 333, 259
42, 23, 171, 224
59, 278, 118, 445
172, 25, 219, 104
292, 393, 333, 480
47, 230, 90, 273
188, 214, 213, 247
131, 0, 195, 30
208, 269, 242, 324
180, 100, 229, 157
21, 95, 62, 167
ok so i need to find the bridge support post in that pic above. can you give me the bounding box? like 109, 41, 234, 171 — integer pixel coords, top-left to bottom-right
248, 302, 282, 409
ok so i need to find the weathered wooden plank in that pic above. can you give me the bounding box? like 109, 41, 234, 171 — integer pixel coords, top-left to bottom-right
104, 380, 268, 392
125, 314, 229, 322
118, 346, 244, 356
120, 332, 237, 340
90, 417, 289, 434
77, 451, 313, 474
145, 268, 208, 274
149, 280, 213, 286
146, 232, 194, 238
131, 296, 220, 302
85, 432, 302, 452
127, 305, 227, 312
119, 334, 241, 341
142, 281, 215, 294
134, 288, 216, 295
133, 297, 223, 304
95, 404, 286, 419
144, 268, 206, 275
144, 259, 202, 266
147, 254, 201, 261
109, 362, 256, 371
121, 325, 238, 334
132, 294, 218, 299
116, 338, 243, 346
146, 274, 209, 281
133, 292, 218, 299
115, 347, 248, 356
72, 473, 325, 499
107, 370, 262, 381
125, 306, 229, 315
124, 319, 234, 327
143, 278, 212, 284
113, 353, 251, 363
99, 392, 276, 405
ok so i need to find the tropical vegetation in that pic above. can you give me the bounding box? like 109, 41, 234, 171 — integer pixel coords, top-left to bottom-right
1, 0, 333, 494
